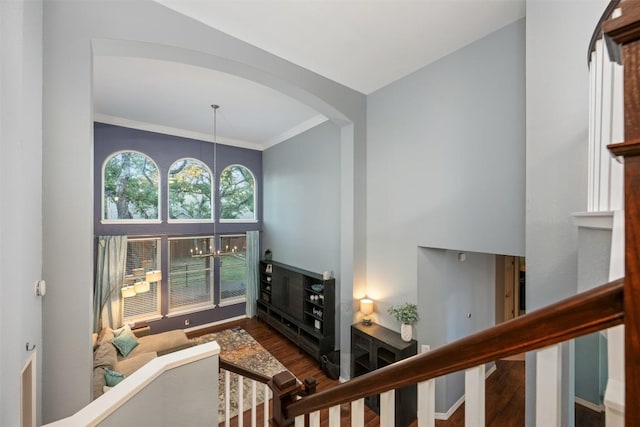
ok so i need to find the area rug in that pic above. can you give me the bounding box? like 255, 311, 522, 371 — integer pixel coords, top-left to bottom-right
191, 327, 289, 421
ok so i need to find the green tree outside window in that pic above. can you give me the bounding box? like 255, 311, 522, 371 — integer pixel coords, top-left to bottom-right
219, 165, 255, 220
103, 151, 159, 220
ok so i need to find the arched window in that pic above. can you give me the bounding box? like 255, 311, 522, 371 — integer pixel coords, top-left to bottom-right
103, 151, 160, 221
219, 164, 256, 221
168, 158, 213, 221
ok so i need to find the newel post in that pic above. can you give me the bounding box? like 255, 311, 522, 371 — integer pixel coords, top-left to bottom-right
605, 1, 640, 425
268, 371, 304, 426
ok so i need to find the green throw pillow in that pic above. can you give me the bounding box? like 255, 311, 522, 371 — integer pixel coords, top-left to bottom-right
104, 368, 126, 387
112, 330, 139, 357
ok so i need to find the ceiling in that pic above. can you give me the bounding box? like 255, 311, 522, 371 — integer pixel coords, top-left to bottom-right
93, 0, 525, 150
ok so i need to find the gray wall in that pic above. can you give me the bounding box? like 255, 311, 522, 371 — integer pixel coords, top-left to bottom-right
0, 0, 44, 425
42, 1, 365, 422
263, 121, 341, 276
525, 1, 608, 425
365, 19, 525, 333
417, 248, 495, 413
263, 121, 342, 362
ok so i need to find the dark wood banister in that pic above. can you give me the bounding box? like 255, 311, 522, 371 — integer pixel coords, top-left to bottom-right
285, 280, 623, 418
219, 358, 273, 384
588, 0, 621, 65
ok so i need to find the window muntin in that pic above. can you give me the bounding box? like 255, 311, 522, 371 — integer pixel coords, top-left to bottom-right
168, 158, 213, 221
219, 234, 247, 304
168, 237, 215, 313
123, 238, 161, 322
103, 151, 160, 222
219, 164, 256, 221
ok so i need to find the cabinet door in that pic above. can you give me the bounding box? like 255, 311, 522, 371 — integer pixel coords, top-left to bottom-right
271, 265, 287, 312
288, 277, 303, 321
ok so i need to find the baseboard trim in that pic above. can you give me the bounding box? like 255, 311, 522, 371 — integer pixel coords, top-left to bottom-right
575, 397, 604, 413
434, 363, 497, 420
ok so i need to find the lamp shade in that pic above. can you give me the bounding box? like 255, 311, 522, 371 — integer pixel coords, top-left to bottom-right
134, 281, 150, 294
145, 270, 162, 283
121, 285, 137, 298
360, 298, 374, 316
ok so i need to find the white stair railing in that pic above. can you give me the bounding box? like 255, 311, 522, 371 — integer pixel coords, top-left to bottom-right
221, 370, 272, 427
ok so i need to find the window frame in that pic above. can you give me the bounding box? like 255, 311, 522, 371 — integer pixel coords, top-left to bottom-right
219, 164, 258, 223
218, 233, 248, 306
167, 157, 215, 224
167, 235, 216, 316
122, 237, 162, 324
101, 150, 162, 225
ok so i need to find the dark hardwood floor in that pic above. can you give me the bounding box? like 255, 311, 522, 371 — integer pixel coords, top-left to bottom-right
190, 318, 604, 426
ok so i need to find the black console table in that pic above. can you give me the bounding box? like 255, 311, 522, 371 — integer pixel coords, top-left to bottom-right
351, 322, 417, 426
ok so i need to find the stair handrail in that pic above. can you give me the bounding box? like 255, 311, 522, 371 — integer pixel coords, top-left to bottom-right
285, 279, 624, 418
588, 0, 621, 65
219, 358, 274, 384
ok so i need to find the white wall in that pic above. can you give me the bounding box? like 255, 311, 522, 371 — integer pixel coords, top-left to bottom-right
0, 0, 44, 425
42, 1, 365, 422
366, 19, 525, 328
525, 1, 608, 425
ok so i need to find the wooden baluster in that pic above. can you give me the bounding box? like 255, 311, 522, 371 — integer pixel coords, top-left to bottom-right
535, 345, 562, 426
309, 411, 320, 427
351, 398, 365, 427
264, 383, 270, 427
379, 390, 395, 426
605, 2, 640, 424
328, 405, 341, 426
465, 365, 485, 427
251, 379, 257, 427
418, 345, 435, 427
225, 370, 231, 427
239, 375, 244, 427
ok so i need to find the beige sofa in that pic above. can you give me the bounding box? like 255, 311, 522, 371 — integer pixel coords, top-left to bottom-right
92, 326, 191, 399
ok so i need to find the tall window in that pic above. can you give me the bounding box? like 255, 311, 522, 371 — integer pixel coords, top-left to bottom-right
123, 238, 161, 322
103, 151, 160, 221
220, 234, 247, 304
168, 158, 213, 221
168, 237, 215, 313
219, 165, 256, 221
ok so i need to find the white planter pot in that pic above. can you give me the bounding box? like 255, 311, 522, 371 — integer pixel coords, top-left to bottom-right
401, 323, 412, 342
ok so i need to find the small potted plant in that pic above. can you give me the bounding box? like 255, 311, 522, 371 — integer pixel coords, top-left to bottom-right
388, 302, 419, 342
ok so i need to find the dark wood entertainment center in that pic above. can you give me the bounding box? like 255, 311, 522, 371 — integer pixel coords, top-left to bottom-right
256, 260, 335, 361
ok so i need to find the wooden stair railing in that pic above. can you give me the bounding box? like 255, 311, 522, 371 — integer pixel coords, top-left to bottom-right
605, 1, 640, 424
280, 280, 624, 420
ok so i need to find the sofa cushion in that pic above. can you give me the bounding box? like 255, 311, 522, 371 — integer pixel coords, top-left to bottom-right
126, 329, 190, 359
112, 329, 139, 357
93, 341, 118, 369
97, 327, 115, 345
115, 351, 157, 376
93, 366, 107, 400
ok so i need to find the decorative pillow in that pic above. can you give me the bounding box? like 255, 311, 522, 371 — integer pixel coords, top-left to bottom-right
112, 323, 132, 338
112, 330, 139, 357
104, 368, 126, 387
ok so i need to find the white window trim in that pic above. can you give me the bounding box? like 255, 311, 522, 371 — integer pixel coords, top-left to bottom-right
168, 157, 214, 222
122, 237, 162, 323
219, 163, 257, 222
166, 303, 217, 318
167, 236, 215, 315
219, 219, 259, 224
218, 297, 246, 307
101, 150, 162, 223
